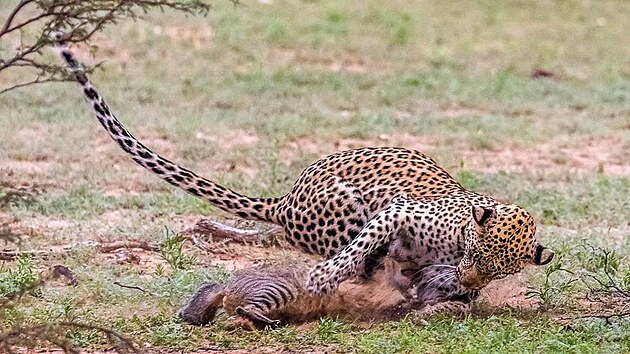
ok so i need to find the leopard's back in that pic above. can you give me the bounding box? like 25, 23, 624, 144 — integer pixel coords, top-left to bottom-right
277, 147, 479, 256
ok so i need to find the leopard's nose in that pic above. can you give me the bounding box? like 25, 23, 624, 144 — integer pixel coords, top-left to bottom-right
457, 265, 487, 290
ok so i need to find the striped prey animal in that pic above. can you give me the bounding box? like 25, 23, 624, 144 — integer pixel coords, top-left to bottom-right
178, 259, 413, 328
54, 35, 554, 318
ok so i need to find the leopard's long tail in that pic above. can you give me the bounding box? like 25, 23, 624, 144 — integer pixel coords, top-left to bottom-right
53, 36, 282, 224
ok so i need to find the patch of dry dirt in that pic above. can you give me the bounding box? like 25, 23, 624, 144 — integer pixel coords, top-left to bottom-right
478, 274, 537, 309
188, 242, 314, 272
268, 47, 387, 73
195, 130, 259, 150
0, 160, 54, 175
461, 136, 629, 176
157, 24, 214, 50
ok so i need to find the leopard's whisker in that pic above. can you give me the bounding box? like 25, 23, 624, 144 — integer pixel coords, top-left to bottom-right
422, 274, 457, 302
409, 264, 457, 278
422, 270, 456, 289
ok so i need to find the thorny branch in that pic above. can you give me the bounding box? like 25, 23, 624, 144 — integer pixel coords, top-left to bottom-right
580, 245, 630, 299
0, 0, 217, 94
567, 245, 630, 323
0, 263, 141, 353
0, 240, 159, 261
0, 321, 142, 354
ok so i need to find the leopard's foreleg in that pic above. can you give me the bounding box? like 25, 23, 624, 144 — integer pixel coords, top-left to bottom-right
306, 196, 412, 294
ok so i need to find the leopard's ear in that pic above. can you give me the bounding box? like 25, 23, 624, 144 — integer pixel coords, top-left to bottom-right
472, 205, 495, 227
533, 243, 554, 266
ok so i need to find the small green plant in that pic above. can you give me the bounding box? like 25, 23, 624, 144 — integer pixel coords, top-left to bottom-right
315, 317, 343, 343
581, 244, 620, 274
526, 255, 577, 309
155, 263, 165, 277
0, 255, 38, 299
577, 245, 630, 300
159, 227, 196, 271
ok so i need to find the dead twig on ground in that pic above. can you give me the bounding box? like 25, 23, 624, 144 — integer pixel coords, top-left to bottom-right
0, 249, 54, 261
96, 240, 159, 253
113, 281, 158, 297
182, 219, 284, 247
182, 219, 262, 243
580, 245, 630, 300
556, 310, 630, 325
0, 240, 160, 261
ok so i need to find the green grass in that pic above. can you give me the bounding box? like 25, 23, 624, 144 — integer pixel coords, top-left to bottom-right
11, 187, 214, 219
1, 0, 629, 352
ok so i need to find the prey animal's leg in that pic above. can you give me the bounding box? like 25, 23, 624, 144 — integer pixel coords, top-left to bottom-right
235, 305, 281, 329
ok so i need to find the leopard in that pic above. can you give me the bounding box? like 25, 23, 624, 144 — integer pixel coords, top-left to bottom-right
53, 34, 554, 317
178, 258, 414, 329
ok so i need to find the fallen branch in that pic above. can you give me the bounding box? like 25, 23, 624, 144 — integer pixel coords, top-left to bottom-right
0, 240, 159, 261
96, 240, 159, 253
182, 219, 283, 245
182, 219, 260, 243
0, 221, 284, 261
0, 250, 52, 261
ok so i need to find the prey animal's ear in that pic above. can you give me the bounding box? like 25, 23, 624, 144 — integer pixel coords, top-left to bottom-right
533, 243, 554, 266
472, 205, 495, 227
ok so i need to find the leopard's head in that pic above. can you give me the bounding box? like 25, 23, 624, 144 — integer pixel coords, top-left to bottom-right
456, 204, 554, 290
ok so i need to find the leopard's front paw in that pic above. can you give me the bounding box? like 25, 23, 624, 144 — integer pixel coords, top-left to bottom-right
306, 260, 348, 295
